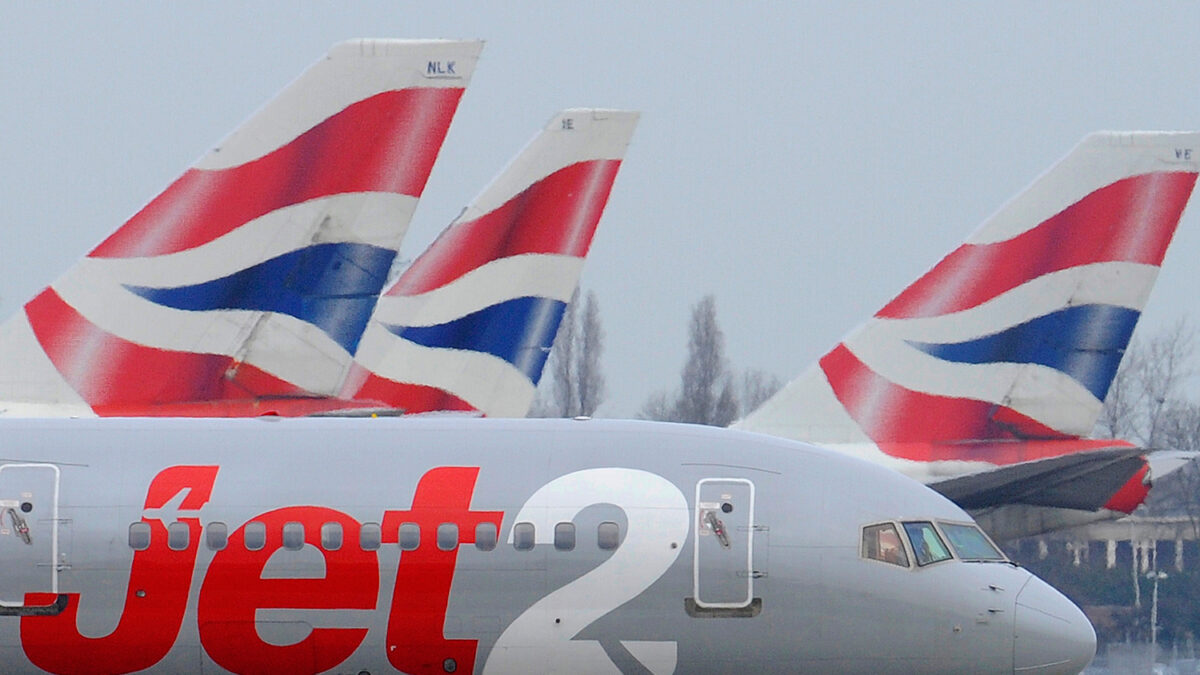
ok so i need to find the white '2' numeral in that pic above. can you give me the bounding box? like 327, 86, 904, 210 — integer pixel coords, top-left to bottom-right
483, 468, 689, 674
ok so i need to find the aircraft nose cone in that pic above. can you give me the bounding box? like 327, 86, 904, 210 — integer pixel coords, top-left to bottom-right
1013, 575, 1096, 674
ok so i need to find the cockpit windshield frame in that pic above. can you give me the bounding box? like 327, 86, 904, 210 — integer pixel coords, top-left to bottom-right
901, 521, 953, 567
860, 521, 911, 569
860, 518, 1010, 569
936, 520, 1008, 562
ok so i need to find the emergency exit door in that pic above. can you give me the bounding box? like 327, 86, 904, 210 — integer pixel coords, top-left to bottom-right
693, 478, 755, 608
0, 463, 61, 609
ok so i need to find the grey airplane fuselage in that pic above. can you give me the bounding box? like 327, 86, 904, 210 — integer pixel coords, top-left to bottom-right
0, 417, 1093, 674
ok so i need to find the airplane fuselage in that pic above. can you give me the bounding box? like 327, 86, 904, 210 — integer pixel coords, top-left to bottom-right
0, 418, 1092, 674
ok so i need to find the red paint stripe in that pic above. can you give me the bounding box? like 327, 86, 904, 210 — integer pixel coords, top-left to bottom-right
25, 289, 313, 409
876, 439, 1134, 465
94, 397, 382, 418
352, 372, 478, 414
1103, 463, 1150, 513
878, 172, 1197, 319
820, 341, 1149, 470
389, 159, 622, 296
820, 343, 1073, 449
91, 87, 464, 259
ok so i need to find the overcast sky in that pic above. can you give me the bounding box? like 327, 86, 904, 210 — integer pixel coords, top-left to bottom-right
4, 3, 1200, 417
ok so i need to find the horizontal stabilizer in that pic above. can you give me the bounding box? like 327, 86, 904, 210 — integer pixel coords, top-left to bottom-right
929, 447, 1145, 510
1146, 449, 1197, 480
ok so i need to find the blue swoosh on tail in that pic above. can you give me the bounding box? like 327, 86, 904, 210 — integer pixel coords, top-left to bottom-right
125, 242, 395, 354
907, 304, 1139, 401
385, 296, 566, 382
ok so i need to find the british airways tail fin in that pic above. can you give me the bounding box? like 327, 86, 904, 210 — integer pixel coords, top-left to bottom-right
0, 39, 482, 417
738, 132, 1200, 456
343, 109, 640, 417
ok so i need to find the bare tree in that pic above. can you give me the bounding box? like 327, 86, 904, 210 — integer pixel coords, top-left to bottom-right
575, 292, 605, 416
1093, 321, 1200, 616
1097, 320, 1195, 447
675, 296, 729, 424
527, 389, 555, 418
713, 378, 739, 428
639, 295, 739, 426
538, 289, 606, 417
638, 390, 675, 422
1096, 344, 1145, 441
737, 368, 783, 417
548, 290, 580, 416
1139, 321, 1194, 449
1150, 403, 1200, 537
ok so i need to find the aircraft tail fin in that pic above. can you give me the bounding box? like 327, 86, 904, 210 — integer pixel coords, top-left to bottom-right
737, 132, 1200, 451
345, 109, 640, 417
0, 39, 482, 416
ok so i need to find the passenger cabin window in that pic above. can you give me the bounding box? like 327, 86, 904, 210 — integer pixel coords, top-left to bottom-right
902, 521, 953, 566
554, 522, 575, 551
861, 522, 909, 567
244, 521, 267, 551
321, 522, 343, 551
206, 522, 228, 551
513, 522, 535, 551
940, 522, 1006, 561
360, 522, 382, 551
437, 523, 459, 551
167, 522, 189, 551
283, 522, 305, 550
399, 523, 420, 551
128, 522, 151, 551
475, 522, 498, 551
597, 521, 620, 550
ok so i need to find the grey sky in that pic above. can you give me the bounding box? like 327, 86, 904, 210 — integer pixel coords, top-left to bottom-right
3, 3, 1200, 417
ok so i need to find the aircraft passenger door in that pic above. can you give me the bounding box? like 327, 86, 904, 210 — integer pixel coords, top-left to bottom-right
693, 478, 755, 608
0, 464, 61, 608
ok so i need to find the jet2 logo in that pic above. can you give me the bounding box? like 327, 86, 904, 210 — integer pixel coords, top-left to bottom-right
21, 465, 219, 674
16, 465, 689, 675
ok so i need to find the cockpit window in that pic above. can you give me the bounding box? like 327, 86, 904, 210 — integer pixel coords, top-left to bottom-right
940, 522, 1006, 561
902, 521, 952, 566
861, 522, 909, 568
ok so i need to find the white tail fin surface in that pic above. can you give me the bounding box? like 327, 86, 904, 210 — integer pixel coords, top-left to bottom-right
0, 40, 482, 416
344, 109, 640, 417
738, 132, 1200, 459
